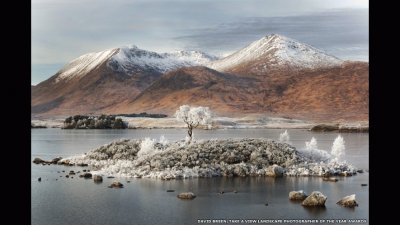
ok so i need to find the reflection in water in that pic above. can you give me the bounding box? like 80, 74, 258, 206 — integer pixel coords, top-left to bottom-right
32, 129, 368, 225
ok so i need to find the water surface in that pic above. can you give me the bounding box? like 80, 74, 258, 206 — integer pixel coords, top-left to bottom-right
32, 129, 369, 225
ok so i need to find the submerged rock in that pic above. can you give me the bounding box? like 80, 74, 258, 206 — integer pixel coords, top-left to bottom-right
302, 191, 327, 207
289, 190, 307, 201
177, 192, 196, 199
337, 194, 358, 207
322, 177, 338, 182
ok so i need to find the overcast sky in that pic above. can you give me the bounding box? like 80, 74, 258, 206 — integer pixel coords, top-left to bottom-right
32, 0, 368, 84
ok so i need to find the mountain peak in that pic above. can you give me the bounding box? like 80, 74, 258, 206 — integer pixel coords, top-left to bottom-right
207, 34, 342, 72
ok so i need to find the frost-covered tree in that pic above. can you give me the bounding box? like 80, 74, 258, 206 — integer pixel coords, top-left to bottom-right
331, 135, 345, 162
175, 105, 212, 143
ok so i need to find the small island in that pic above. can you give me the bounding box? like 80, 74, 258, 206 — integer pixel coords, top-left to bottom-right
63, 115, 127, 129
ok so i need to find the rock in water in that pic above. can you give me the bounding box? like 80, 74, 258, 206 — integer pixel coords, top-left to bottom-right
51, 157, 62, 164
337, 194, 358, 207
83, 173, 92, 178
302, 191, 327, 207
289, 190, 307, 200
33, 158, 45, 164
265, 165, 284, 177
177, 192, 196, 199
323, 177, 338, 182
93, 175, 103, 183
109, 181, 123, 188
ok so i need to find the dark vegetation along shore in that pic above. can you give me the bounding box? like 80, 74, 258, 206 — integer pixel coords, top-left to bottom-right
310, 124, 368, 132
63, 115, 127, 129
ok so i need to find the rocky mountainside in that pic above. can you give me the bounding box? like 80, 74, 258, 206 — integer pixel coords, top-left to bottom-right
32, 34, 368, 122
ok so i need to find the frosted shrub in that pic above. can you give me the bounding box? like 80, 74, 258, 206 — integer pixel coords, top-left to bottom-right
331, 135, 345, 162
159, 135, 169, 145
138, 138, 156, 156
279, 130, 290, 144
305, 137, 318, 150
301, 137, 331, 162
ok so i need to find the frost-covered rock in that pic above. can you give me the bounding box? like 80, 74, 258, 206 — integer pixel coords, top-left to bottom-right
337, 194, 358, 207
301, 191, 327, 207
265, 165, 284, 177
177, 192, 196, 199
289, 190, 308, 200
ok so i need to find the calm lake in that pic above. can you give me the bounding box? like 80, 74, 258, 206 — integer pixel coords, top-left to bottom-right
32, 128, 369, 225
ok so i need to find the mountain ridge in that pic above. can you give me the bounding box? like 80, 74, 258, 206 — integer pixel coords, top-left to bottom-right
31, 34, 368, 122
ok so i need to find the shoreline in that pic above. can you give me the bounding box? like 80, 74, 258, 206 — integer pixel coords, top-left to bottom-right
31, 116, 368, 131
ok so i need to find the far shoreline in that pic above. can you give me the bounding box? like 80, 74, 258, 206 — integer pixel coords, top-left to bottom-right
31, 116, 368, 132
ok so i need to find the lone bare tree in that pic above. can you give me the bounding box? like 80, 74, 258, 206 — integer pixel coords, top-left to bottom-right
175, 105, 212, 143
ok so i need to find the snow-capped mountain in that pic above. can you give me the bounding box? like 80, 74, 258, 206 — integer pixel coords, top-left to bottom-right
32, 34, 368, 122
207, 34, 342, 72
55, 45, 217, 83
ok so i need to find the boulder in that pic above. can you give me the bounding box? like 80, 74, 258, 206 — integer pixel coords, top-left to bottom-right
177, 192, 196, 199
83, 173, 92, 178
289, 190, 307, 201
33, 158, 45, 164
265, 165, 284, 177
337, 194, 358, 207
93, 175, 103, 182
108, 181, 123, 188
301, 191, 327, 207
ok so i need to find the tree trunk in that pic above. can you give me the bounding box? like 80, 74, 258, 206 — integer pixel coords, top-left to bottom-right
187, 125, 193, 143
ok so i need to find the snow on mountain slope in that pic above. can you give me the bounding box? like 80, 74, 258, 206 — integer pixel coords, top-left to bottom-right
107, 45, 217, 74
54, 45, 218, 83
207, 34, 342, 72
55, 48, 119, 82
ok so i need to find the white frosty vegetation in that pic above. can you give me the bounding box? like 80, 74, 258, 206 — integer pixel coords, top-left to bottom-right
175, 105, 213, 143
331, 135, 345, 162
298, 137, 331, 162
279, 130, 291, 144
58, 137, 357, 179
